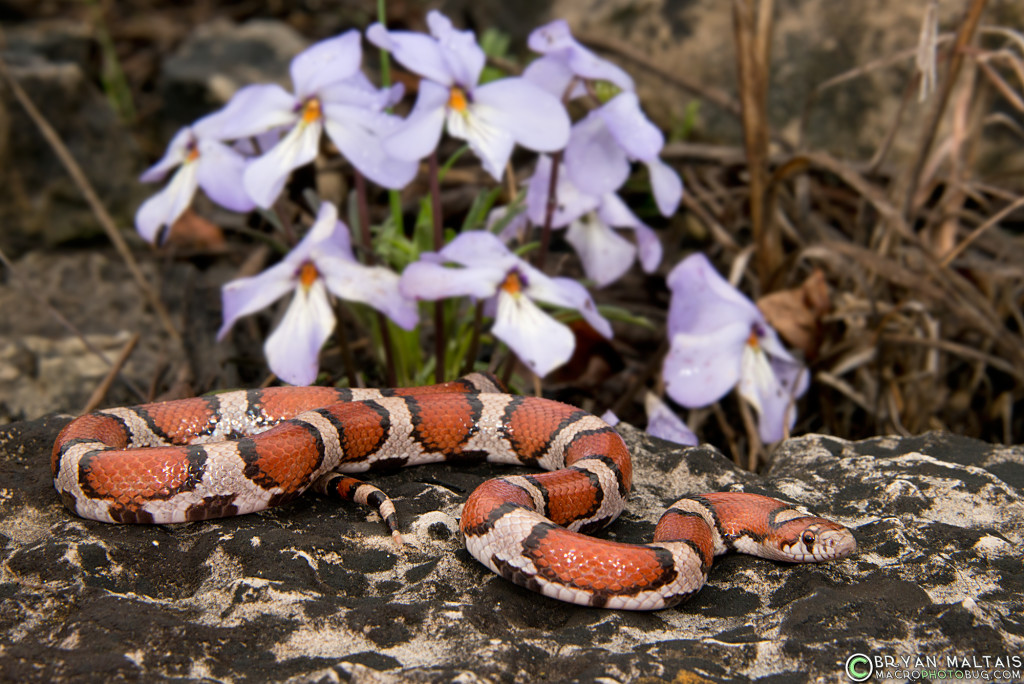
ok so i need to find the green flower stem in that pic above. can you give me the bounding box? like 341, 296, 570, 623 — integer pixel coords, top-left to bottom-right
428, 151, 446, 383
333, 302, 360, 388
461, 301, 485, 375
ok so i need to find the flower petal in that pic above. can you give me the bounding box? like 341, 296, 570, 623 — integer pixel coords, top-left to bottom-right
522, 56, 585, 99
492, 289, 575, 377
427, 10, 485, 89
319, 75, 402, 110
520, 267, 612, 338
399, 260, 504, 301
366, 23, 453, 86
198, 83, 298, 140
195, 139, 255, 212
264, 280, 336, 386
647, 157, 683, 216
323, 106, 418, 189
436, 229, 516, 266
527, 20, 634, 92
302, 201, 355, 263
599, 92, 664, 161
737, 345, 806, 443
565, 212, 636, 288
134, 161, 199, 243
526, 155, 600, 228
290, 31, 362, 99
666, 253, 762, 337
663, 321, 749, 408
217, 260, 298, 339
597, 192, 662, 272
471, 78, 570, 152
243, 119, 322, 208
447, 103, 515, 180
563, 112, 630, 198
139, 127, 191, 182
382, 80, 449, 162
321, 258, 418, 330
644, 392, 698, 446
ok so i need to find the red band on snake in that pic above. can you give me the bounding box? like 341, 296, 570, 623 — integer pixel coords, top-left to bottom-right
51, 373, 856, 610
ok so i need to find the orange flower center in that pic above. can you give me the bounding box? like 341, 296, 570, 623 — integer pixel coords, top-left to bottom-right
746, 330, 761, 349
301, 98, 323, 124
448, 87, 469, 113
185, 146, 200, 163
500, 271, 523, 295
298, 261, 319, 290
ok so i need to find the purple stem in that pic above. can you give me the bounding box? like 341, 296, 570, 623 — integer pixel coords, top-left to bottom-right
354, 170, 396, 386
536, 150, 563, 270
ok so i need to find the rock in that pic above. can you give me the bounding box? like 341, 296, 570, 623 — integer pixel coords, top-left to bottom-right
159, 18, 308, 131
1, 418, 1020, 681
0, 43, 144, 255
2, 19, 95, 68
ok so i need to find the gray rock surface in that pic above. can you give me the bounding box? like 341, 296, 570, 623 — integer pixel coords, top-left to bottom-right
159, 18, 309, 133
1, 416, 1020, 682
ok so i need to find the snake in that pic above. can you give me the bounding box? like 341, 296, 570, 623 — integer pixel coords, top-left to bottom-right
51, 373, 856, 610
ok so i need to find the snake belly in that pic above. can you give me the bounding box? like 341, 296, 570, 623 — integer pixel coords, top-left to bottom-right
51, 373, 856, 610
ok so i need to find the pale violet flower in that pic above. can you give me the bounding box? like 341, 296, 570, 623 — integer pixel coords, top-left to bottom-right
217, 201, 417, 385
135, 121, 254, 244
399, 231, 611, 377
367, 11, 570, 181
524, 19, 634, 99
524, 155, 662, 288
524, 21, 682, 217
644, 393, 699, 446
208, 30, 417, 208
564, 93, 682, 217
663, 254, 808, 443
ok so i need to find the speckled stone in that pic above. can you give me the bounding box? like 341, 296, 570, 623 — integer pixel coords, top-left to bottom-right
1, 416, 1021, 682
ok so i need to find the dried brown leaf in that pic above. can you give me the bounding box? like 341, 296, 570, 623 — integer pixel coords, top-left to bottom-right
757, 269, 829, 359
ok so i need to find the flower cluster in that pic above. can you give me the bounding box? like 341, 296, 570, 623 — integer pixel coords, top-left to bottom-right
134, 11, 809, 451
135, 12, 685, 387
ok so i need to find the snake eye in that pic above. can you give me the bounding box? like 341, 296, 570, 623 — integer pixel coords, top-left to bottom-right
801, 530, 816, 549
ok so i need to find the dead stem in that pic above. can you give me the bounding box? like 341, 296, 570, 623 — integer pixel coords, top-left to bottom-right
732, 0, 781, 287
82, 332, 139, 414
899, 0, 989, 221
0, 55, 182, 346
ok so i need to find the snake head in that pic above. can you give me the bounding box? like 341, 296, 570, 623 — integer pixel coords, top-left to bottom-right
774, 519, 857, 563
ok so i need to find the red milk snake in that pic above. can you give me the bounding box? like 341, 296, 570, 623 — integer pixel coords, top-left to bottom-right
51, 373, 855, 610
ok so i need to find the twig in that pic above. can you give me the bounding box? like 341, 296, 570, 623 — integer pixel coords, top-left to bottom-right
0, 55, 182, 346
573, 30, 742, 120
732, 0, 781, 286
900, 0, 989, 221
82, 332, 140, 414
939, 195, 1024, 267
